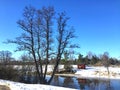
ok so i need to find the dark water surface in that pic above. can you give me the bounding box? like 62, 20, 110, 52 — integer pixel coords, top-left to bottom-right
23, 75, 120, 90
50, 76, 120, 90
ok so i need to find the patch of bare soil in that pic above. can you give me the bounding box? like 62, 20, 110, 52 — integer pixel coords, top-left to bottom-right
0, 85, 10, 90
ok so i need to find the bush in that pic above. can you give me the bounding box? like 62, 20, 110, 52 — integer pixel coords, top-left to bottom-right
0, 66, 19, 81
64, 65, 73, 72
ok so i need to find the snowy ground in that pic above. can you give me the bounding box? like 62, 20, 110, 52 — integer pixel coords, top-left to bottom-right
0, 79, 76, 90
75, 66, 120, 79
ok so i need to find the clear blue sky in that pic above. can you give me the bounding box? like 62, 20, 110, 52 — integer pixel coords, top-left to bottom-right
0, 0, 120, 59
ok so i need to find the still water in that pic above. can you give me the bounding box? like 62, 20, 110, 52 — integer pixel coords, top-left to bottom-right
50, 76, 120, 90
23, 76, 120, 90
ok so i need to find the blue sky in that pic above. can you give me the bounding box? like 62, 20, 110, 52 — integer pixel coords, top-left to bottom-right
0, 0, 120, 59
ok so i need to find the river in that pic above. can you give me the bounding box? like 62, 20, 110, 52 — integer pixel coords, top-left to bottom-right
23, 75, 120, 90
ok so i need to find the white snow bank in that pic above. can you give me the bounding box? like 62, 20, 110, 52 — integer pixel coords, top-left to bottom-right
75, 66, 120, 79
0, 79, 76, 90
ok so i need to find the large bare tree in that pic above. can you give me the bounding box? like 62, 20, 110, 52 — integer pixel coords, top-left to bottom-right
7, 6, 76, 84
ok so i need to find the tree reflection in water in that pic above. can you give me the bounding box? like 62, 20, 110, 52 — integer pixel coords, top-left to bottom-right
104, 79, 113, 90
63, 77, 74, 88
52, 76, 77, 89
88, 79, 99, 90
52, 76, 60, 86
77, 78, 114, 90
77, 78, 86, 90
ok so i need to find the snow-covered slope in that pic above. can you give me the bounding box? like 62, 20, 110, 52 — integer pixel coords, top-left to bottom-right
0, 79, 76, 90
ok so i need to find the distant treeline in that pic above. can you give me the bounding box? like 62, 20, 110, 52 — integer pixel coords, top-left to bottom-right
0, 51, 120, 66
1, 59, 120, 65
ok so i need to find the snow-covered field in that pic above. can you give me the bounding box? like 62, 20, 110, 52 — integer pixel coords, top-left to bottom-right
75, 66, 120, 79
0, 79, 76, 90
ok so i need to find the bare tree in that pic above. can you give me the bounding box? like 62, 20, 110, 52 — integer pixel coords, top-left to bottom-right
7, 6, 43, 83
6, 6, 76, 84
41, 7, 55, 80
0, 50, 12, 65
48, 12, 75, 84
87, 51, 93, 59
101, 52, 110, 75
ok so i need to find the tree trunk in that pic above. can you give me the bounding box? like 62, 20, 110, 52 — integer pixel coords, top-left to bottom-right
48, 58, 60, 84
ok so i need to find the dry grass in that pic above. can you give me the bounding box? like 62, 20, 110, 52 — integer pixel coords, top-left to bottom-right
0, 85, 10, 90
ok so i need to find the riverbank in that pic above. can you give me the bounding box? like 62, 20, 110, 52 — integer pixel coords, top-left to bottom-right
55, 66, 120, 80
55, 74, 75, 77
75, 66, 120, 79
0, 79, 76, 90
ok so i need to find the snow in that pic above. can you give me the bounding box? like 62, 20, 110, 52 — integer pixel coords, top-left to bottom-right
75, 66, 120, 79
0, 79, 76, 90
14, 65, 64, 73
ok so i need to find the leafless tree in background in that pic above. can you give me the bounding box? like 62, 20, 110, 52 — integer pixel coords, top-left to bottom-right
101, 52, 110, 75
0, 50, 12, 65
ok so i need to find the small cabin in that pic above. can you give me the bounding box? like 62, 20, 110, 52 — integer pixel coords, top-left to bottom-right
77, 64, 86, 69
